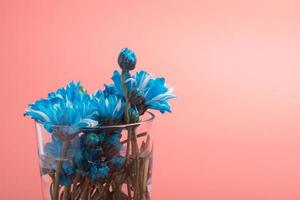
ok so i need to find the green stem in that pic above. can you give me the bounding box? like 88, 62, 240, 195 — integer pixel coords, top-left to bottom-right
121, 70, 131, 162
70, 173, 80, 200
142, 158, 150, 194
50, 182, 54, 200
122, 132, 147, 144
125, 128, 131, 164
93, 185, 107, 200
132, 129, 140, 200
127, 179, 132, 200
121, 70, 130, 124
62, 185, 70, 200
53, 140, 70, 200
80, 178, 90, 200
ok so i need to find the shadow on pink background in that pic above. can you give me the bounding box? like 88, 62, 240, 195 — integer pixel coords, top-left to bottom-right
1, 0, 300, 199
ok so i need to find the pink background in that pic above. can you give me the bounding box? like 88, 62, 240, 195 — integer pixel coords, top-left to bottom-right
1, 0, 300, 199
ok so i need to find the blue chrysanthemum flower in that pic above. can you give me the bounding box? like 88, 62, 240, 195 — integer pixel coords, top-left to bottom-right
118, 47, 137, 71
111, 156, 125, 170
91, 90, 125, 125
25, 81, 98, 134
90, 164, 109, 180
43, 135, 79, 185
105, 70, 175, 113
74, 151, 90, 176
105, 132, 122, 152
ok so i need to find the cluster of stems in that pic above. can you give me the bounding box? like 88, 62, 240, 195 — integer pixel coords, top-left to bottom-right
48, 130, 151, 200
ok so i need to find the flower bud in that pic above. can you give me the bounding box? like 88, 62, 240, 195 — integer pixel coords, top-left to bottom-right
128, 107, 140, 123
118, 47, 137, 71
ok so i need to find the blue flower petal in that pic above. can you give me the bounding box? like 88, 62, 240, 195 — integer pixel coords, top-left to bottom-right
105, 70, 175, 113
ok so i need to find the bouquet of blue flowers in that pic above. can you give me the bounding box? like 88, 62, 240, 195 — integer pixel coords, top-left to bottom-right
25, 48, 175, 200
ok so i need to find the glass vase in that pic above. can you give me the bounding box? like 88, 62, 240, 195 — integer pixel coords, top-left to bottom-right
34, 111, 155, 200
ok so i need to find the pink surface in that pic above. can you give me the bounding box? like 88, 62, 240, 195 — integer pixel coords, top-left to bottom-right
1, 0, 300, 199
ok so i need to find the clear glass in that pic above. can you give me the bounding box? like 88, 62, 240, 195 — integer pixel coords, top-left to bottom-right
35, 111, 155, 200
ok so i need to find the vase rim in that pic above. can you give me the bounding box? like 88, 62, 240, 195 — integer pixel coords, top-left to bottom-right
34, 111, 155, 130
